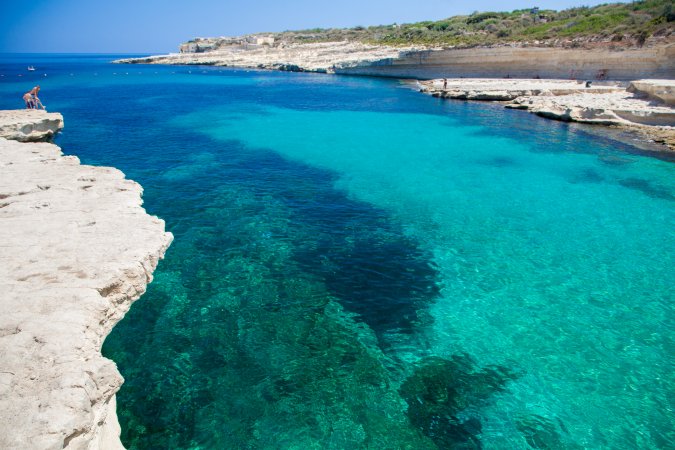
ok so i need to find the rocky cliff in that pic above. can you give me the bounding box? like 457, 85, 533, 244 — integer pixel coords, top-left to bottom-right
337, 44, 675, 81
117, 41, 675, 81
0, 110, 172, 449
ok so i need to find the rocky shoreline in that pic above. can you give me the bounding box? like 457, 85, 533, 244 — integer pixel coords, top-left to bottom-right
0, 110, 172, 449
419, 78, 675, 151
116, 40, 675, 80
115, 41, 411, 73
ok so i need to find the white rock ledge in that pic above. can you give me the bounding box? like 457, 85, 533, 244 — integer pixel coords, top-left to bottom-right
0, 112, 173, 449
0, 110, 65, 142
419, 79, 675, 151
628, 79, 675, 106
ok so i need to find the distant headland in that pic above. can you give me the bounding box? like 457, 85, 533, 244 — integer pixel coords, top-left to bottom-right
117, 0, 674, 80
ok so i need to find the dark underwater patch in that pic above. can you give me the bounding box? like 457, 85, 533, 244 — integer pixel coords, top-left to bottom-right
598, 153, 635, 167
400, 355, 518, 449
568, 167, 605, 184
619, 177, 674, 201
515, 414, 581, 450
102, 134, 445, 448
220, 148, 442, 341
482, 156, 518, 168
69, 112, 442, 343
106, 183, 443, 449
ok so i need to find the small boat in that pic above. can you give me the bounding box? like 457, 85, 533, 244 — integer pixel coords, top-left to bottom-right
27, 66, 35, 71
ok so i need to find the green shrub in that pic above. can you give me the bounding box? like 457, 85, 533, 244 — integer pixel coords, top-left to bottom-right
431, 21, 451, 31
273, 0, 674, 47
467, 12, 500, 24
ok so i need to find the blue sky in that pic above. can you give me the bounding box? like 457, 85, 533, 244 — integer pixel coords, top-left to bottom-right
1, 0, 629, 53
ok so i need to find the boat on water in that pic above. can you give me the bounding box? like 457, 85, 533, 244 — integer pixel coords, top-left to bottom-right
27, 66, 35, 71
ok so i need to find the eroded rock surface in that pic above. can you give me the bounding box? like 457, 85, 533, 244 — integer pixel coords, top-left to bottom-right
628, 79, 675, 106
116, 41, 410, 73
419, 78, 623, 101
339, 45, 675, 81
508, 90, 675, 127
420, 78, 675, 151
0, 125, 172, 448
507, 89, 675, 150
118, 42, 674, 81
0, 109, 64, 142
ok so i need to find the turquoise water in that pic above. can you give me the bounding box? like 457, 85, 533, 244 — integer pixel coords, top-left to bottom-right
1, 55, 674, 448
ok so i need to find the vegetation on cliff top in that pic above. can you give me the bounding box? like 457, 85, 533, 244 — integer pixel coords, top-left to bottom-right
273, 0, 674, 47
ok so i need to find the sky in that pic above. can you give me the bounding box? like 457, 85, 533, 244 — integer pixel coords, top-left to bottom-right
0, 0, 630, 53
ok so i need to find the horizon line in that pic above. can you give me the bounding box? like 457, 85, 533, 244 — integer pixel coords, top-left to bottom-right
0, 51, 169, 55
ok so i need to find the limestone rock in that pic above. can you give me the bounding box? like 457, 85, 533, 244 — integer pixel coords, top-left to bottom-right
116, 41, 674, 81
419, 79, 674, 151
0, 127, 172, 448
115, 41, 410, 74
628, 79, 675, 106
339, 45, 674, 81
509, 90, 675, 128
420, 79, 623, 101
0, 110, 64, 142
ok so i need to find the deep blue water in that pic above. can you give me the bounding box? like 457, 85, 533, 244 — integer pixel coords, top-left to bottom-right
1, 54, 674, 449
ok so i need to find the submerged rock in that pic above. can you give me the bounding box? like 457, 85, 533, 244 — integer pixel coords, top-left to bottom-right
400, 355, 517, 449
515, 414, 582, 450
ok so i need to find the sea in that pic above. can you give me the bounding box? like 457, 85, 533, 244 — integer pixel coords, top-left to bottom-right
1, 53, 674, 449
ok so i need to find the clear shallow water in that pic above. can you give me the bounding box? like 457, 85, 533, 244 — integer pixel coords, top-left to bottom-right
1, 55, 674, 449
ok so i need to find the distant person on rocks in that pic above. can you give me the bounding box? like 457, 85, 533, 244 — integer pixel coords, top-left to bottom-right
443, 78, 447, 89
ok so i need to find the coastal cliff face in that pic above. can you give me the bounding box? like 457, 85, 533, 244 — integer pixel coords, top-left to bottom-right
117, 41, 675, 81
337, 44, 675, 80
0, 111, 172, 449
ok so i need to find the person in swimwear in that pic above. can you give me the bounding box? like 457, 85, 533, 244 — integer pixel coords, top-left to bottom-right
30, 85, 41, 102
23, 91, 34, 109
28, 85, 44, 109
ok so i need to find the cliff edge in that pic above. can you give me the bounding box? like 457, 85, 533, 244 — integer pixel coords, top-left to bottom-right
0, 110, 173, 449
0, 109, 65, 142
